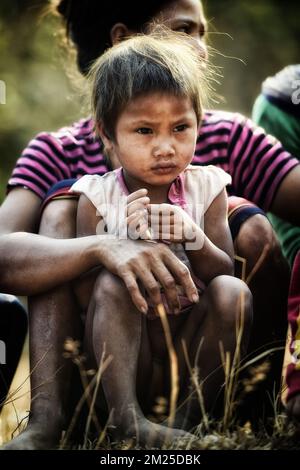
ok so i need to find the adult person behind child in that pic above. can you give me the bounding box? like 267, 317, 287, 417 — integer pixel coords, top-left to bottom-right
252, 65, 300, 422
0, 0, 298, 448
252, 65, 300, 267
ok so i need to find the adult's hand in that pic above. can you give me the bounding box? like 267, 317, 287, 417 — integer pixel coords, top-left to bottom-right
98, 237, 199, 314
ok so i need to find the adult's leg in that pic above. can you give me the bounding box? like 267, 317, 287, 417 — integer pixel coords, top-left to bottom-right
85, 269, 195, 447
0, 295, 27, 411
234, 214, 290, 423
2, 199, 82, 450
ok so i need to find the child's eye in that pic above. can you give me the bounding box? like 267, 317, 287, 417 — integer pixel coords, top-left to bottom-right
174, 124, 188, 132
175, 24, 190, 34
136, 128, 152, 134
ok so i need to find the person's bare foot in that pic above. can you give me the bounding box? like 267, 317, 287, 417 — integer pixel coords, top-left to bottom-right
161, 414, 195, 432
112, 417, 196, 448
1, 425, 61, 450
286, 395, 300, 422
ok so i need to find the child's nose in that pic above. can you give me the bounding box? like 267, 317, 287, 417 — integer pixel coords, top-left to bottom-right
153, 139, 175, 158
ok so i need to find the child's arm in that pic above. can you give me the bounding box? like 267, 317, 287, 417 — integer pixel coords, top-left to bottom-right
148, 189, 233, 284
186, 188, 234, 282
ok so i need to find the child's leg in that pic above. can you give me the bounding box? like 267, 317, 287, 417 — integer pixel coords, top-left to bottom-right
159, 276, 252, 429
85, 269, 195, 446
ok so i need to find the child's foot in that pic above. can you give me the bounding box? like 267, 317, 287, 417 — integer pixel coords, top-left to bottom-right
161, 413, 195, 432
113, 417, 197, 448
286, 395, 300, 422
1, 425, 61, 450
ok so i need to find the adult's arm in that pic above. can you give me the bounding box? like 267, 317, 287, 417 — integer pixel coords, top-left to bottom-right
0, 188, 110, 295
269, 165, 300, 226
186, 189, 234, 283
0, 189, 199, 310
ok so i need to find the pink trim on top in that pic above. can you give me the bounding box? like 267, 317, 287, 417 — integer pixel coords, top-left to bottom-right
168, 172, 187, 209
115, 168, 130, 195
115, 167, 188, 209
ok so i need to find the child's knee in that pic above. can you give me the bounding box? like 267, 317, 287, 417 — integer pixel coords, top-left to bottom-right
93, 269, 125, 304
206, 275, 253, 328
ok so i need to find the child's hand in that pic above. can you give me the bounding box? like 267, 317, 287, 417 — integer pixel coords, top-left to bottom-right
126, 188, 151, 240
148, 203, 200, 243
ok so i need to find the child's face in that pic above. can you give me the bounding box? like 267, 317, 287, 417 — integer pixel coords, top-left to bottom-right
101, 93, 198, 189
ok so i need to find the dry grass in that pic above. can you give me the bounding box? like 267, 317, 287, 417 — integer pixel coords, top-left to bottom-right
0, 252, 299, 449
0, 335, 30, 445
1, 334, 300, 450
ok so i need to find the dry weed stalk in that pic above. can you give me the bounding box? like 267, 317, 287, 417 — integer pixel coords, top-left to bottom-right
156, 303, 179, 433
181, 338, 209, 431
221, 286, 245, 430
61, 338, 113, 448
83, 343, 113, 448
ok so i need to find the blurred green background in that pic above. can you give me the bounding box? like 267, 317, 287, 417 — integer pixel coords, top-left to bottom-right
0, 0, 299, 202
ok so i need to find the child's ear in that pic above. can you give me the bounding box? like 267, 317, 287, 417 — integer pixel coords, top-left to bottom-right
96, 122, 113, 150
110, 23, 133, 45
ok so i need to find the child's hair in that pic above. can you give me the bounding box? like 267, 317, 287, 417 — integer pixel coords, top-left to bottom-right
52, 0, 175, 75
89, 29, 210, 141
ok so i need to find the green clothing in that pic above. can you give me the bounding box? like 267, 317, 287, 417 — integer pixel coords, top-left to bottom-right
252, 72, 300, 266
253, 95, 300, 158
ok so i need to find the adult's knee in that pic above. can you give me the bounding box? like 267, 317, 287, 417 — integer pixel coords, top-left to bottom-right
39, 199, 78, 238
235, 214, 287, 274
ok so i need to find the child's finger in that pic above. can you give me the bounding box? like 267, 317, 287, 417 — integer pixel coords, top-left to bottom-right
126, 211, 145, 225
127, 198, 150, 217
126, 188, 148, 204
127, 212, 151, 240
148, 203, 175, 217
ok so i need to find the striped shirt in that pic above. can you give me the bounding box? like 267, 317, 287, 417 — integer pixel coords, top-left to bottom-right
8, 110, 299, 211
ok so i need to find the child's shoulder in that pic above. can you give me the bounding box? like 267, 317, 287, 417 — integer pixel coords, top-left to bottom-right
184, 164, 231, 184
184, 165, 231, 212
70, 170, 118, 194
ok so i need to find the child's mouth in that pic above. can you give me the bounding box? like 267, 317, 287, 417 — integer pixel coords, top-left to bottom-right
151, 162, 176, 174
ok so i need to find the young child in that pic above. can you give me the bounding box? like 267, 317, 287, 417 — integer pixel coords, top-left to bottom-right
71, 32, 253, 446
